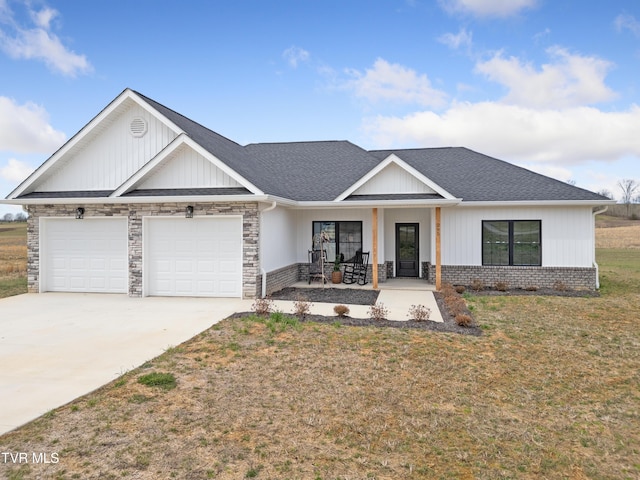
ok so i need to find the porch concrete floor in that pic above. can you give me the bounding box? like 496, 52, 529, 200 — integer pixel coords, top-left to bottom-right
274, 278, 442, 322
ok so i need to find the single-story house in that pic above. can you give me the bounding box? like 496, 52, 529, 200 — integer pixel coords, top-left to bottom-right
3, 88, 613, 298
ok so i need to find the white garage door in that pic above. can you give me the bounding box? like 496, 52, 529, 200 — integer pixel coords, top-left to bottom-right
145, 217, 242, 297
42, 218, 128, 293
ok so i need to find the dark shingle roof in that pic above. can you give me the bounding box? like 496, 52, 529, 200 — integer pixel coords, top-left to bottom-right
244, 141, 381, 201
370, 147, 609, 202
18, 190, 113, 199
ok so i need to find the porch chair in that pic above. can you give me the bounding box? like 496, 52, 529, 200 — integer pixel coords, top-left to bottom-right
342, 250, 369, 285
308, 249, 327, 284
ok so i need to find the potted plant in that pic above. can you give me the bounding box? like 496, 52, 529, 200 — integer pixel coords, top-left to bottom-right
332, 255, 342, 284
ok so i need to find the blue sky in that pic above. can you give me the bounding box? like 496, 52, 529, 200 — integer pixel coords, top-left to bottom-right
1, 0, 639, 216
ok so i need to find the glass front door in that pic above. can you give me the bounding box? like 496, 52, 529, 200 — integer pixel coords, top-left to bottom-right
396, 223, 419, 277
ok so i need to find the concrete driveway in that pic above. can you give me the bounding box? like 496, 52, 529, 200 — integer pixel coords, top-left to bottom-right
0, 293, 251, 435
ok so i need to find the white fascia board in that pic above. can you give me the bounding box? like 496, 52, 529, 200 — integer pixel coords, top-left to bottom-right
6, 89, 184, 200
294, 198, 462, 209
111, 134, 263, 197
459, 200, 618, 207
334, 153, 456, 201
1, 195, 272, 206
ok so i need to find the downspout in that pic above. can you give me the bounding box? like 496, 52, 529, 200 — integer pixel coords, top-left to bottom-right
260, 201, 277, 298
592, 206, 608, 289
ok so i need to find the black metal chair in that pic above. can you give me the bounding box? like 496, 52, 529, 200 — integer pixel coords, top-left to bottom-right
308, 249, 327, 284
342, 251, 369, 285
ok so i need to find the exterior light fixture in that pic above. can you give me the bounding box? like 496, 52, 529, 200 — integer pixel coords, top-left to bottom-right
185, 205, 194, 218
75, 207, 85, 219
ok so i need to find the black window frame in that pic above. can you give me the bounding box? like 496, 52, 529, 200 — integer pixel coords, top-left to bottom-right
312, 221, 363, 262
482, 220, 542, 266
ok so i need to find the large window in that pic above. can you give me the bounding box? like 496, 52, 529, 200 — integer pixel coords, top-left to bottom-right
312, 221, 362, 262
482, 220, 541, 266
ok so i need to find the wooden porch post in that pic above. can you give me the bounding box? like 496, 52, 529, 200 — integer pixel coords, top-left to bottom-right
435, 206, 442, 291
372, 208, 378, 289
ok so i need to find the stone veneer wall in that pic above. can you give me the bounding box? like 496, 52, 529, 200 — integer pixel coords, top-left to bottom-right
26, 202, 260, 298
427, 264, 597, 290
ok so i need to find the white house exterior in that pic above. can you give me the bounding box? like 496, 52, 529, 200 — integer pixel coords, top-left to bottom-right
3, 89, 613, 298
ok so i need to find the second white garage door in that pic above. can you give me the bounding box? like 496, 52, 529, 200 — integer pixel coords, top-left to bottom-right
145, 217, 242, 297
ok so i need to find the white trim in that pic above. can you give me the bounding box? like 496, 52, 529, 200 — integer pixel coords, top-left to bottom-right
142, 215, 243, 298
7, 89, 184, 200
295, 198, 462, 209
335, 154, 456, 201
111, 134, 263, 197
460, 200, 617, 207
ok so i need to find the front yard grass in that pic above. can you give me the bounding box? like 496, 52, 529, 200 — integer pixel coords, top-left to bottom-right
1, 244, 639, 478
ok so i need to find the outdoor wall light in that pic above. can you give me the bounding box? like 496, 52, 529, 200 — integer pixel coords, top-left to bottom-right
185, 205, 194, 218
75, 207, 85, 219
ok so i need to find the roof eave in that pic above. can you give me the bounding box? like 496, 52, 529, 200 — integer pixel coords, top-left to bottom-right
460, 199, 618, 207
0, 195, 271, 205
293, 198, 463, 209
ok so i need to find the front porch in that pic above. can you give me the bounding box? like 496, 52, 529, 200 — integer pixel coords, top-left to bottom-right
290, 277, 436, 292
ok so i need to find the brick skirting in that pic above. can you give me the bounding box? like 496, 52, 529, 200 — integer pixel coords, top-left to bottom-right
427, 264, 597, 290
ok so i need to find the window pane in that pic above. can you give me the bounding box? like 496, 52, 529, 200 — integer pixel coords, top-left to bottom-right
338, 221, 362, 262
483, 221, 509, 265
513, 221, 540, 265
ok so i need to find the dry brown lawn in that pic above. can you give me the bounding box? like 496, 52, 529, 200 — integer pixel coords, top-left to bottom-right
1, 220, 639, 479
0, 222, 27, 297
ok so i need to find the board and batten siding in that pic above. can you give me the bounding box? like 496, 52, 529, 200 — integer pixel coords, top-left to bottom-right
437, 206, 595, 267
294, 208, 383, 263
353, 163, 436, 195
383, 207, 431, 276
137, 144, 242, 189
260, 206, 299, 272
38, 102, 178, 191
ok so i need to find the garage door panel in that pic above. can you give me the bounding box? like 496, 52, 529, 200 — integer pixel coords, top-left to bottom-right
43, 218, 127, 293
146, 217, 241, 297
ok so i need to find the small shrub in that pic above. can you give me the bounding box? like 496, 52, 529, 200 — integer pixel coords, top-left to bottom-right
252, 296, 274, 315
446, 297, 467, 316
495, 281, 508, 292
455, 314, 473, 327
137, 372, 177, 391
333, 304, 350, 317
368, 302, 389, 321
441, 283, 456, 298
525, 285, 539, 291
292, 296, 312, 317
408, 304, 431, 321
553, 280, 568, 292
455, 285, 466, 294
471, 279, 484, 291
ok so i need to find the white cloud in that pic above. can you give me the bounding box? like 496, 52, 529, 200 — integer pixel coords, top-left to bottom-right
0, 2, 92, 77
0, 158, 34, 182
345, 58, 448, 108
0, 96, 66, 154
438, 27, 473, 50
282, 46, 310, 68
363, 101, 640, 165
614, 13, 640, 37
475, 47, 617, 108
515, 162, 573, 183
439, 0, 537, 18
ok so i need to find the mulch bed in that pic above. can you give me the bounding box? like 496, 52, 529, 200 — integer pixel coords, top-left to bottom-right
269, 286, 379, 305
257, 287, 483, 336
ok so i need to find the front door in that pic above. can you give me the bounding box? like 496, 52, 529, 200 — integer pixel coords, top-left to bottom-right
396, 223, 419, 277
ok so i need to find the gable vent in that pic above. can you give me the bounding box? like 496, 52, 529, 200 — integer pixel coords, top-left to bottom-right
129, 117, 148, 138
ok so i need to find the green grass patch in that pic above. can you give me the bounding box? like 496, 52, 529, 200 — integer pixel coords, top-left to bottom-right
137, 372, 177, 391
